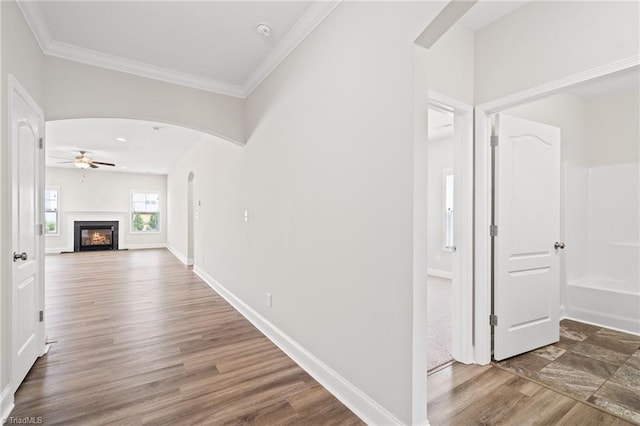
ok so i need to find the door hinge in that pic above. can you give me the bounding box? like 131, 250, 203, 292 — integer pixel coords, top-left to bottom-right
39, 137, 44, 149
490, 224, 498, 237
39, 311, 44, 322
38, 224, 44, 236
491, 135, 499, 146
489, 314, 498, 326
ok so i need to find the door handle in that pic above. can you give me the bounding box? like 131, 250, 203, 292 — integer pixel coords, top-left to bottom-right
554, 242, 566, 250
13, 252, 28, 262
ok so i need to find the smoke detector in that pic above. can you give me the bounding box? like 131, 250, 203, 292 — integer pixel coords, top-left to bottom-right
256, 23, 272, 37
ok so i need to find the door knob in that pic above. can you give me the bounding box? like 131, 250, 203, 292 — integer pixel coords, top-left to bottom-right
554, 242, 565, 250
13, 252, 28, 262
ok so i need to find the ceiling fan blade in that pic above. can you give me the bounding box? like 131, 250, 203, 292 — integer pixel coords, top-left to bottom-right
90, 164, 99, 169
49, 155, 73, 160
91, 161, 115, 167
56, 161, 74, 164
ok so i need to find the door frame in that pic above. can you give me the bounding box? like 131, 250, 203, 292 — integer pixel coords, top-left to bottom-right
474, 56, 640, 364
427, 91, 474, 364
7, 75, 47, 392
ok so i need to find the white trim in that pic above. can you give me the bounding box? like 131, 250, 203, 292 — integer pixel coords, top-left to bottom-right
562, 315, 640, 337
45, 243, 166, 253
477, 56, 640, 113
48, 41, 245, 98
474, 57, 640, 365
17, 0, 341, 99
427, 269, 453, 280
193, 266, 404, 426
474, 109, 493, 365
428, 92, 475, 367
1, 386, 14, 424
130, 190, 161, 234
44, 186, 60, 236
123, 243, 167, 250
242, 1, 340, 97
166, 245, 192, 266
45, 247, 71, 254
15, 1, 51, 53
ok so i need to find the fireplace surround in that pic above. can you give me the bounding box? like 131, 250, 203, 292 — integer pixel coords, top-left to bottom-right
74, 221, 119, 252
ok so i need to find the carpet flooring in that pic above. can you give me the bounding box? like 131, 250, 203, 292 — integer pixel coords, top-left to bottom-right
427, 276, 453, 372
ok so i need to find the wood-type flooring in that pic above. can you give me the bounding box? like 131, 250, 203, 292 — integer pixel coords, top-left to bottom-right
11, 249, 638, 425
10, 249, 363, 425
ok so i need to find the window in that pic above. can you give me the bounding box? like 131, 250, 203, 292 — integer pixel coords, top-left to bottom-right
131, 191, 160, 232
443, 170, 454, 252
45, 187, 59, 235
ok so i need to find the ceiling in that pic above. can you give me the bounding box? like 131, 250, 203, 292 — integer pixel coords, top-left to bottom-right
458, 0, 530, 31
46, 119, 205, 174
34, 1, 636, 176
18, 1, 337, 98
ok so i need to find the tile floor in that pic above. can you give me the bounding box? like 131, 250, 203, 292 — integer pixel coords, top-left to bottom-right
496, 319, 640, 424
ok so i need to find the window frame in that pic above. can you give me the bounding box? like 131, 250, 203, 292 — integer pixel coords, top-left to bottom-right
442, 168, 454, 252
44, 186, 60, 236
130, 190, 161, 234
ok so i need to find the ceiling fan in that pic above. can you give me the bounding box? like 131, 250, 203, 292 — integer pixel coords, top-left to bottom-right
56, 151, 116, 169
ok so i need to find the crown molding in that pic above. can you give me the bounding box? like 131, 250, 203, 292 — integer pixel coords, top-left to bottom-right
45, 40, 246, 98
241, 1, 341, 97
16, 0, 340, 99
16, 0, 53, 52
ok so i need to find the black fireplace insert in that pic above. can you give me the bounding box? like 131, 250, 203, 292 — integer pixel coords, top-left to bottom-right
74, 221, 119, 252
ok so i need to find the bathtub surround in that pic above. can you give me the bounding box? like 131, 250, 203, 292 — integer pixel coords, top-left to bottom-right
564, 163, 640, 334
497, 319, 640, 424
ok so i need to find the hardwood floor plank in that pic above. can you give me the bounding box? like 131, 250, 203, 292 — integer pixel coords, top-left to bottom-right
11, 250, 363, 425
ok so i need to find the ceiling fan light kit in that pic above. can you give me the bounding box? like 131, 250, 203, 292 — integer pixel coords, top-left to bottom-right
67, 151, 116, 169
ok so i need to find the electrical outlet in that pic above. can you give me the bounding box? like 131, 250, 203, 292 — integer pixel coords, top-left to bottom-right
266, 292, 272, 308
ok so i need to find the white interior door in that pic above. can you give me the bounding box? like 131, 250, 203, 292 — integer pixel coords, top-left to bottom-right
10, 76, 45, 389
493, 114, 561, 361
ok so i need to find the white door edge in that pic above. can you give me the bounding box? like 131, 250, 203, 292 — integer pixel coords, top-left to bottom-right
473, 57, 640, 363
8, 74, 46, 393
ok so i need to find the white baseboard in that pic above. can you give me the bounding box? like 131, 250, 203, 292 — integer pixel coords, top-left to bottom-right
166, 245, 193, 266
1, 385, 14, 424
559, 304, 566, 320
46, 243, 166, 254
427, 268, 453, 280
45, 246, 71, 254
193, 266, 404, 426
124, 243, 167, 250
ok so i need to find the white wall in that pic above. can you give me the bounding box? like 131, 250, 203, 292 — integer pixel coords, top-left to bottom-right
585, 89, 640, 166
45, 167, 167, 252
44, 56, 245, 145
427, 23, 474, 105
427, 135, 454, 275
475, 1, 640, 104
169, 2, 448, 423
167, 135, 242, 272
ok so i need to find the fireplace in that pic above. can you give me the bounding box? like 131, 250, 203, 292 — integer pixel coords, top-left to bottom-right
74, 221, 119, 252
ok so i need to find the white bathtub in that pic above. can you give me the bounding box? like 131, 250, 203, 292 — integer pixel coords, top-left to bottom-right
566, 276, 640, 335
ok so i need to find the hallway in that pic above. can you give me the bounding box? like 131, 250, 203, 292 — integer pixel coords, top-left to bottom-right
11, 249, 362, 425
